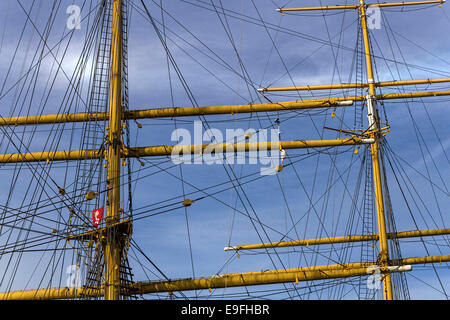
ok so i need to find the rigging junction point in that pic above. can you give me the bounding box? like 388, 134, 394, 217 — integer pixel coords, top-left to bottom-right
0, 0, 449, 300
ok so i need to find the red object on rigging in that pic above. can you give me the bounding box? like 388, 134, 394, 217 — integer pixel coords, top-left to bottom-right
92, 206, 104, 227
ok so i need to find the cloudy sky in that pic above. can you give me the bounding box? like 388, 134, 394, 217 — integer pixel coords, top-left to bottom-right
0, 0, 448, 300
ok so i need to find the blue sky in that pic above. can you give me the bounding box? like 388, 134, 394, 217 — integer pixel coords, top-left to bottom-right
0, 0, 448, 300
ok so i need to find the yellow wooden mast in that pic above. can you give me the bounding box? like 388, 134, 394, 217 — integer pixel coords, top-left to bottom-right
2, 88, 450, 126
104, 0, 124, 300
267, 0, 447, 300
0, 0, 449, 300
224, 228, 450, 251
0, 137, 375, 163
359, 0, 393, 300
257, 78, 450, 92
1, 254, 449, 299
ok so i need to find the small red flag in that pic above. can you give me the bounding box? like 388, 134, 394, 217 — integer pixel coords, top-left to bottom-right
92, 206, 104, 227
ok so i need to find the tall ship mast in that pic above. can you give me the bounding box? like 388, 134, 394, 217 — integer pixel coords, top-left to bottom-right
0, 0, 448, 300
